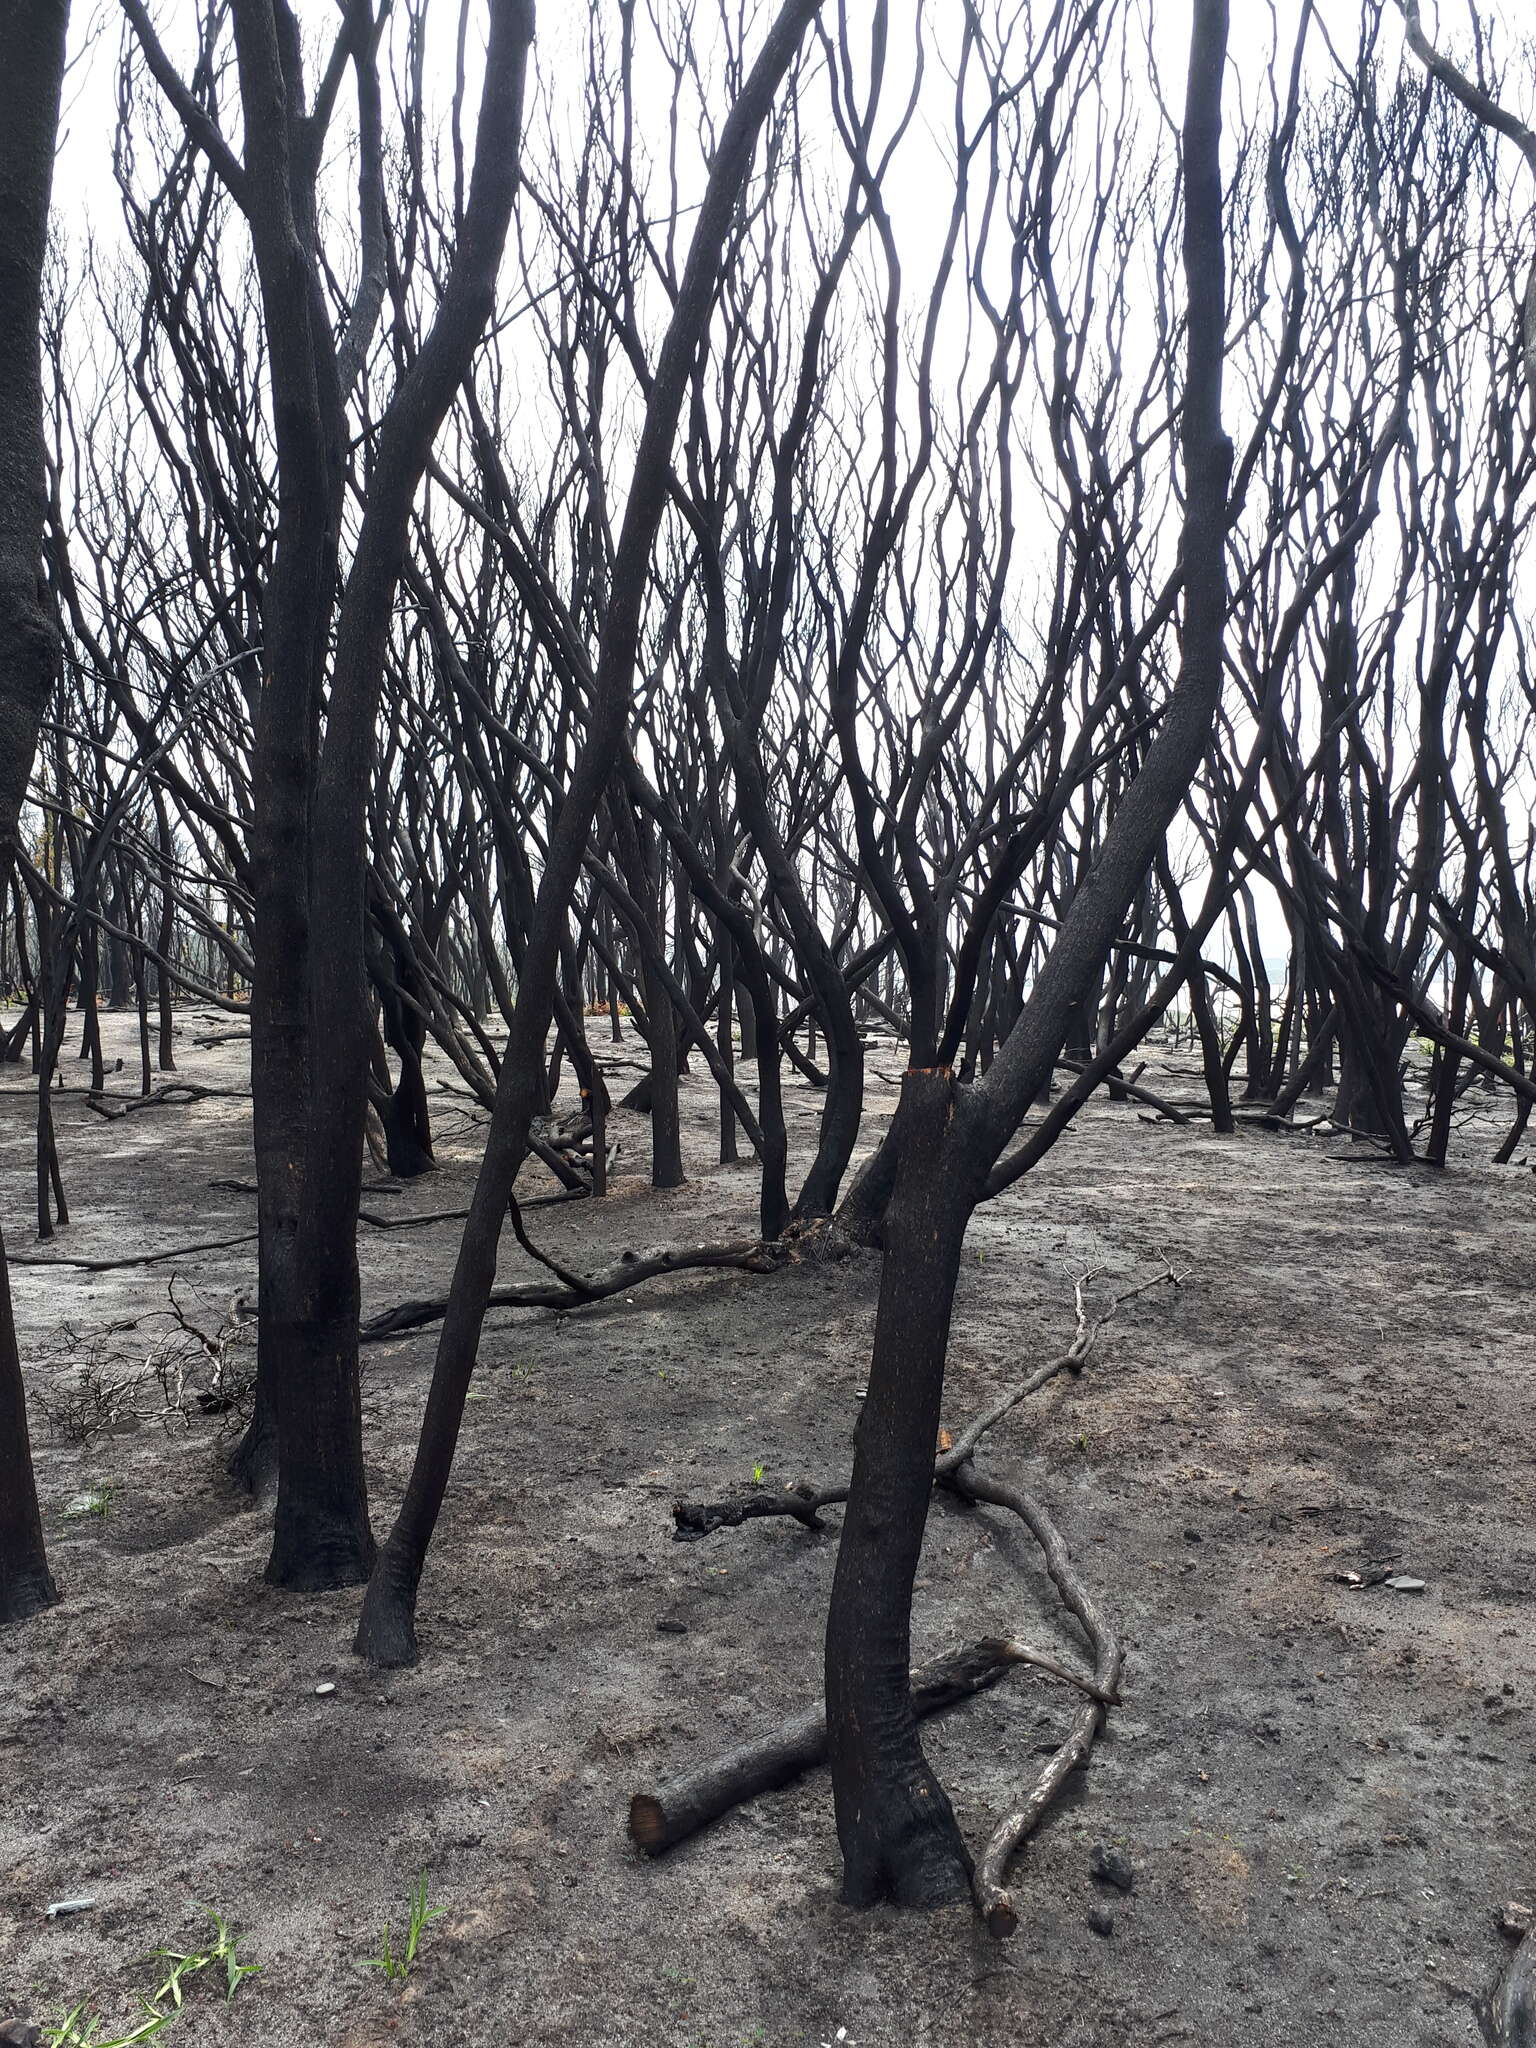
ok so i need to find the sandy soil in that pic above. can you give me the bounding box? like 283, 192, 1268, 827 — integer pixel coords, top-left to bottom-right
1, 1010, 1532, 2047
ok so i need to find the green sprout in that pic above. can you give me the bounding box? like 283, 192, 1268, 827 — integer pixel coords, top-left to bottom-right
148, 1906, 263, 2007
366, 1871, 446, 1982
64, 1483, 114, 1521
43, 2002, 174, 2048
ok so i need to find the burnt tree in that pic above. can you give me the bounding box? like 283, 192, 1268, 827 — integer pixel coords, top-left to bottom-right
0, 0, 70, 1628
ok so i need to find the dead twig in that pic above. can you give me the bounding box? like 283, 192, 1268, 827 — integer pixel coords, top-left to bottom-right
952, 1463, 1123, 1937
83, 1082, 250, 1119
11, 1230, 258, 1272
936, 1262, 1181, 1477
673, 1262, 1185, 1535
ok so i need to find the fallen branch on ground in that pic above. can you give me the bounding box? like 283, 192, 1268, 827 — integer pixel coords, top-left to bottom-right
953, 1461, 1123, 1937
360, 1236, 782, 1342
656, 1262, 1183, 1936
357, 1206, 473, 1231
11, 1229, 259, 1272
674, 1264, 1180, 1538
84, 1083, 249, 1120
1230, 1108, 1330, 1133
628, 1635, 1111, 1856
673, 1478, 841, 1539
1057, 1057, 1192, 1124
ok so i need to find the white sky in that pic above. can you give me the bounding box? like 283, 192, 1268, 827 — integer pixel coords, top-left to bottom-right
52, 2, 1533, 246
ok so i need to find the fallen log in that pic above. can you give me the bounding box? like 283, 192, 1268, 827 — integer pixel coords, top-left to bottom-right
630, 1638, 1022, 1855
630, 1631, 1116, 1858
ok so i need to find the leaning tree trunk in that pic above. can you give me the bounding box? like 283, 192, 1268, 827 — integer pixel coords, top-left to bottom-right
0, 0, 70, 1629
824, 1069, 987, 1905
823, 0, 1233, 1909
354, 0, 831, 1668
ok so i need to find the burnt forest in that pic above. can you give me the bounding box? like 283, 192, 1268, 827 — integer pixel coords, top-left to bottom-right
3, 3, 1536, 2044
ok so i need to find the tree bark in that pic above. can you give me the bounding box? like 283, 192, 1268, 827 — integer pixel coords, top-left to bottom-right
0, 0, 70, 1628
824, 1069, 989, 1904
823, 0, 1232, 1909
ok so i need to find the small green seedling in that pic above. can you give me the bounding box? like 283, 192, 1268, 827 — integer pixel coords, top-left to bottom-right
366, 1871, 445, 1982
148, 1906, 263, 2007
43, 2001, 174, 2048
64, 1483, 114, 1521
751, 1462, 766, 1486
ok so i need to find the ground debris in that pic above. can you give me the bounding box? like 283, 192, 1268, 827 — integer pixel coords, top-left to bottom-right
1090, 1844, 1136, 1893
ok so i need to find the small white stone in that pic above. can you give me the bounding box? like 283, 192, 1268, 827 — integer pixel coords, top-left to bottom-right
314, 1682, 337, 1696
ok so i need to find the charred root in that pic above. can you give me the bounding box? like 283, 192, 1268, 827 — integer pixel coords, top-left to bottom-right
226, 1398, 278, 1502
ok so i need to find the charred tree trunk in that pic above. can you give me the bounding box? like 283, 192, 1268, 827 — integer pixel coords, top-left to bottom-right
152, 790, 177, 1071
611, 788, 684, 1189
717, 929, 739, 1165
354, 0, 828, 1667
0, 1224, 56, 1625
824, 1070, 987, 1905
130, 0, 534, 1588
370, 897, 435, 1179
0, 0, 69, 1628
823, 0, 1232, 1907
